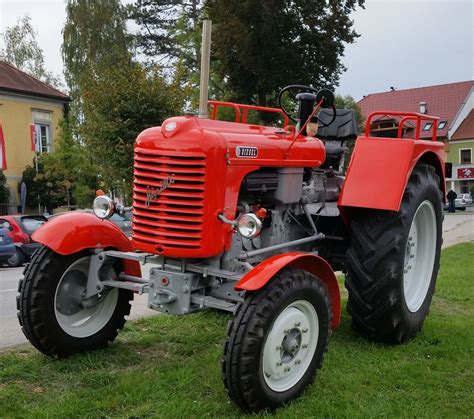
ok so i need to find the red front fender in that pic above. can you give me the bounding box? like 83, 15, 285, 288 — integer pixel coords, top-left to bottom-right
33, 212, 141, 277
235, 252, 341, 328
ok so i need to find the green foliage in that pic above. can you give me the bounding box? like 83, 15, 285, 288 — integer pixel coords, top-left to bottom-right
129, 0, 204, 71
335, 94, 364, 132
208, 0, 365, 106
62, 0, 131, 99
0, 244, 472, 417
470, 184, 474, 197
0, 170, 8, 204
81, 60, 184, 198
20, 159, 58, 212
334, 94, 363, 170
0, 15, 61, 87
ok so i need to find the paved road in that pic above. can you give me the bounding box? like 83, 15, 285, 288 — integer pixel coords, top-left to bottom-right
1, 212, 472, 350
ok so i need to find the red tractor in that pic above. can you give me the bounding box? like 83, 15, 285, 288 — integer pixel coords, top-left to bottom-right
17, 85, 445, 412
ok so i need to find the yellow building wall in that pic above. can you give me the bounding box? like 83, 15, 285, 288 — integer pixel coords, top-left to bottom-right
0, 93, 66, 210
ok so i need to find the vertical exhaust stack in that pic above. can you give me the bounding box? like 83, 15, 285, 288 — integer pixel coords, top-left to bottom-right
198, 19, 212, 119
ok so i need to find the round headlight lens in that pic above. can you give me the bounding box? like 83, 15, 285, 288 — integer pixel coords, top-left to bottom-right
237, 213, 262, 238
93, 195, 115, 219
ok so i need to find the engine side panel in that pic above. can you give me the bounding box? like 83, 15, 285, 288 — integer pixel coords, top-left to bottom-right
132, 116, 326, 258
338, 136, 446, 212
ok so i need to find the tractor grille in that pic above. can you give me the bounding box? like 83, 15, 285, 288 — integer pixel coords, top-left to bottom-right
132, 147, 206, 251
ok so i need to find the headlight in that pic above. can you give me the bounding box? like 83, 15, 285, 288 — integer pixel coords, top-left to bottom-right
93, 195, 115, 219
237, 213, 262, 238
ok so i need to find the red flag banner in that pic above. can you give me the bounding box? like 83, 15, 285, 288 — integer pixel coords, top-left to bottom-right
30, 124, 37, 152
0, 124, 7, 170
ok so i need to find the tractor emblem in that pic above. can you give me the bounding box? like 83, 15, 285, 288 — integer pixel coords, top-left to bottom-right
236, 146, 258, 158
145, 176, 175, 207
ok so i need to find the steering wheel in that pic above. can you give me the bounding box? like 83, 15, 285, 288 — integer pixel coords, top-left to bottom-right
277, 84, 337, 127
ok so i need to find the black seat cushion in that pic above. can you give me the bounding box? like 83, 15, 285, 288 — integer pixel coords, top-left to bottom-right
317, 109, 358, 142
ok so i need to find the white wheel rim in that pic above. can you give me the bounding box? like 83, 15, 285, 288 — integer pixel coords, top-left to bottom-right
403, 200, 437, 312
262, 300, 319, 392
54, 256, 119, 338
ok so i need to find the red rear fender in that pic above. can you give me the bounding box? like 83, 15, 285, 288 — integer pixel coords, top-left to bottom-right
33, 212, 141, 277
339, 137, 445, 213
235, 252, 341, 328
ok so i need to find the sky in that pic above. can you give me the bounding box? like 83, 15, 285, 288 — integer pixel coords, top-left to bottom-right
0, 0, 473, 101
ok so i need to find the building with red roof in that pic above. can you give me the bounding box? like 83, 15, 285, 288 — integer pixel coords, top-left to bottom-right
0, 60, 70, 214
357, 81, 474, 195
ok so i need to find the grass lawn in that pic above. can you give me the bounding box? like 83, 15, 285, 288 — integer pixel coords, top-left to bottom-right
1, 243, 473, 418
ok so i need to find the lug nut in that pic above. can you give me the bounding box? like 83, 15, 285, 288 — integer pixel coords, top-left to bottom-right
295, 359, 301, 365
302, 328, 308, 333
294, 322, 301, 327
284, 329, 290, 334
276, 346, 282, 350
284, 367, 291, 372
276, 361, 282, 366
302, 344, 308, 349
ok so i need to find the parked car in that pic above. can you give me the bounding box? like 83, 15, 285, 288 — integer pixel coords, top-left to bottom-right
0, 215, 48, 267
0, 228, 16, 266
48, 210, 132, 236
455, 193, 472, 210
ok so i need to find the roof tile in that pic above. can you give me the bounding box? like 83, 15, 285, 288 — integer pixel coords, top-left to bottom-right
0, 60, 70, 101
357, 81, 473, 138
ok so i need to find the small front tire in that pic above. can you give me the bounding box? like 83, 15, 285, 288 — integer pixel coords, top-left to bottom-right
17, 246, 134, 357
222, 268, 332, 412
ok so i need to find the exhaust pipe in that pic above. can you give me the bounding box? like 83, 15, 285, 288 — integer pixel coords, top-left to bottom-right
198, 19, 212, 119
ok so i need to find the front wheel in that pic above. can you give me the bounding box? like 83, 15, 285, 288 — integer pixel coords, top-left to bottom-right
222, 268, 331, 412
17, 246, 133, 357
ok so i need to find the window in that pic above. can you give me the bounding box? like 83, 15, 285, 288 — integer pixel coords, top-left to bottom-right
422, 122, 432, 131
34, 123, 51, 154
438, 121, 447, 129
460, 180, 471, 194
460, 149, 472, 164
0, 219, 11, 230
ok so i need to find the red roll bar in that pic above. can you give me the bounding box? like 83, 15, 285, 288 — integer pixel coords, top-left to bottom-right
365, 111, 440, 141
208, 100, 289, 127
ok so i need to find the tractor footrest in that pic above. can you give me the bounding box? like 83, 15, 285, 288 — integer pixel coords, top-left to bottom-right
191, 295, 237, 312
102, 280, 149, 294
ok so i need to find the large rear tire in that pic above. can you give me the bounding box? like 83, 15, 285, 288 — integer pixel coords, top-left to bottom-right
17, 246, 133, 357
345, 164, 443, 343
222, 268, 331, 412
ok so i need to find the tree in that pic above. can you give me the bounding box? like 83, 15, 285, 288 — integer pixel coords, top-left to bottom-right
208, 0, 365, 106
80, 59, 184, 199
334, 94, 363, 170
62, 0, 131, 99
0, 170, 8, 204
0, 15, 61, 87
129, 0, 204, 71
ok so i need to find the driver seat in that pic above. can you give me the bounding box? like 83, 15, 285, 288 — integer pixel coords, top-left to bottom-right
317, 109, 358, 170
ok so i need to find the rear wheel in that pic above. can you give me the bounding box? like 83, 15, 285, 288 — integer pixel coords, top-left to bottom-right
345, 164, 443, 343
222, 268, 331, 412
17, 246, 133, 356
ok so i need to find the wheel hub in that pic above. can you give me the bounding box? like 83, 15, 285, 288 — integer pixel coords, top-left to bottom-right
55, 270, 88, 315
262, 301, 319, 392
403, 200, 437, 312
54, 256, 119, 338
